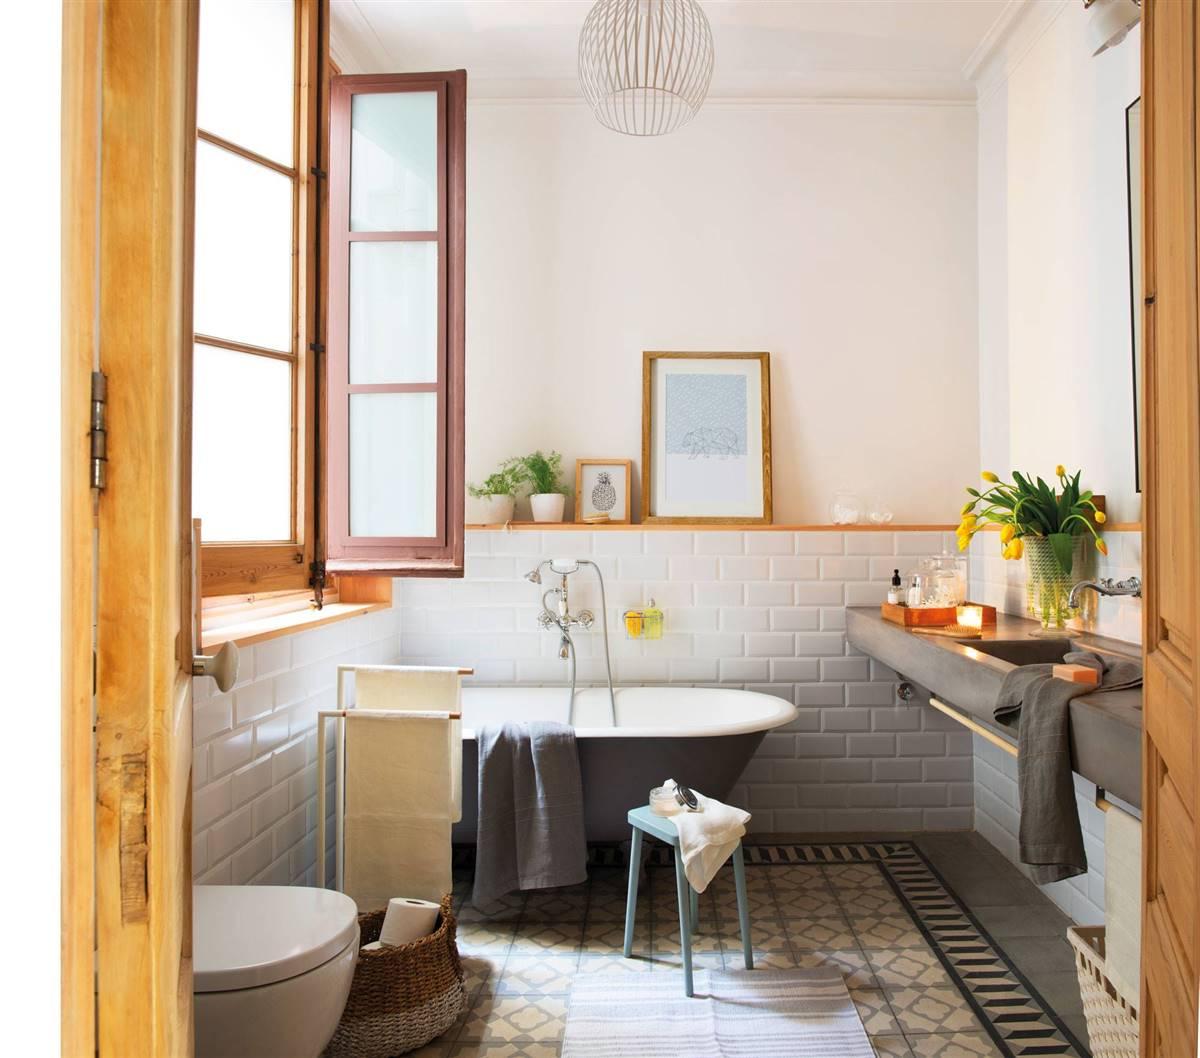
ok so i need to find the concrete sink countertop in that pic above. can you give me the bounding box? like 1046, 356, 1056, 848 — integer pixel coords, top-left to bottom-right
845, 607, 1143, 809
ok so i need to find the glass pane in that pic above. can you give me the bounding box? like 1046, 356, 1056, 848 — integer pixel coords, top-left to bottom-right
194, 345, 292, 542
350, 393, 438, 537
351, 91, 438, 232
350, 242, 438, 384
198, 0, 295, 166
194, 141, 293, 352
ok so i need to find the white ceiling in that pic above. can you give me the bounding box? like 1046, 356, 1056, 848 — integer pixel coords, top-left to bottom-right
330, 0, 1015, 101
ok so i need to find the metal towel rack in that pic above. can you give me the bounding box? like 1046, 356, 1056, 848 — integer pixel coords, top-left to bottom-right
928, 696, 1128, 817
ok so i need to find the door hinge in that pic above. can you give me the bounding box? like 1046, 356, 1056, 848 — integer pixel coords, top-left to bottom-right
90, 370, 108, 491
309, 560, 327, 610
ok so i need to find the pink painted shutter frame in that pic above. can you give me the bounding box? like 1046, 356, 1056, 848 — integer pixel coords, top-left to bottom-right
324, 71, 465, 575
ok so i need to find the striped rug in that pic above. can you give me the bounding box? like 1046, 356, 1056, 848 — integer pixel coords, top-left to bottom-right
561, 967, 875, 1058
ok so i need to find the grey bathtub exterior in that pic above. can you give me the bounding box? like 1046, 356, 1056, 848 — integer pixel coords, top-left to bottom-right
452, 730, 766, 844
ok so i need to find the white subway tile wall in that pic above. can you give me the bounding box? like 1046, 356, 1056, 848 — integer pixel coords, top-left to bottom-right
397, 529, 975, 834
192, 607, 402, 885
967, 530, 1143, 645
973, 734, 1107, 924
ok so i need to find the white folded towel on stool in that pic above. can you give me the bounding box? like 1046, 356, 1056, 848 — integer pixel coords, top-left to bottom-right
650, 778, 751, 894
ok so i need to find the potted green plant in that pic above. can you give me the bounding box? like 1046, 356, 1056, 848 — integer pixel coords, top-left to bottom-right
513, 450, 569, 522
466, 463, 524, 524
958, 464, 1107, 631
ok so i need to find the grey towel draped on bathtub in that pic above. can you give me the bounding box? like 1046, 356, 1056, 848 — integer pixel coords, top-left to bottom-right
994, 650, 1143, 884
472, 721, 588, 910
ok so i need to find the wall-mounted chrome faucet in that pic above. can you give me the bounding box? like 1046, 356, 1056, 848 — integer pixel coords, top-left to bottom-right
525, 558, 616, 724
1067, 575, 1142, 610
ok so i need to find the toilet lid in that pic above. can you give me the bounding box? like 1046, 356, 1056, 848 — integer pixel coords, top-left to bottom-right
194, 886, 359, 992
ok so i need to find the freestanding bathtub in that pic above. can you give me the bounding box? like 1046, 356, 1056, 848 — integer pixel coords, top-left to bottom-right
452, 686, 797, 843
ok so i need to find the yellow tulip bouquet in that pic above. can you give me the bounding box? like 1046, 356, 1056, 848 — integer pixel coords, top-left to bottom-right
957, 465, 1107, 573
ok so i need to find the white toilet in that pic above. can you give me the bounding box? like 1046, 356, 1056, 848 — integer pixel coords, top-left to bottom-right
193, 885, 359, 1058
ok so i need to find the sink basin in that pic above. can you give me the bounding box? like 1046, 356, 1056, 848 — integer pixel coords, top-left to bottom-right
956, 638, 1074, 665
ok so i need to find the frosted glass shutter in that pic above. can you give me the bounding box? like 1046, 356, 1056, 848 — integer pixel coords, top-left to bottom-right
325, 73, 466, 571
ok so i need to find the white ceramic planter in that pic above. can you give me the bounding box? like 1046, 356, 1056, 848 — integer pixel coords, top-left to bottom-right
530, 493, 566, 523
472, 494, 515, 524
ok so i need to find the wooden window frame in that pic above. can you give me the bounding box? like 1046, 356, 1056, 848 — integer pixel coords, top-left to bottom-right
324, 71, 466, 577
196, 0, 324, 597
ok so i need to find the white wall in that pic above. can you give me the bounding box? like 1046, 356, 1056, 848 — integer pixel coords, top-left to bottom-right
976, 5, 1142, 523
466, 101, 980, 524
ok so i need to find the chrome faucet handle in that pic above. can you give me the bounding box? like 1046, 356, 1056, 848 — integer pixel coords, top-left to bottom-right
537, 611, 556, 630
577, 610, 595, 630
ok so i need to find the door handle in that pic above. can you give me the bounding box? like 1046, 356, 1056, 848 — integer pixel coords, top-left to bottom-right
192, 640, 239, 693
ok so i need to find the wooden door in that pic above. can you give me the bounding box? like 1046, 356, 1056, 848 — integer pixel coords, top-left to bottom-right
1140, 3, 1200, 1055
63, 2, 199, 1054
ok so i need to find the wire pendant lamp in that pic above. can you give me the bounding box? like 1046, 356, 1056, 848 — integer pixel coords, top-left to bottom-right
578, 0, 714, 137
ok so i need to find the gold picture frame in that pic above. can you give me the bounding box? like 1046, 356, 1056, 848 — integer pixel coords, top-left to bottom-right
641, 351, 772, 524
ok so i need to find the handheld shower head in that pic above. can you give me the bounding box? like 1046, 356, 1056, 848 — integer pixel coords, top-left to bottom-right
549, 558, 579, 575
524, 566, 543, 584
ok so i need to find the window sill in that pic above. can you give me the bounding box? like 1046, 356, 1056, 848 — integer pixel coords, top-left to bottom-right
200, 575, 394, 651
201, 600, 391, 652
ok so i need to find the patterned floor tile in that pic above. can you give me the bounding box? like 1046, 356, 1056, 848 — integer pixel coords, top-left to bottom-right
850, 988, 902, 1035
458, 922, 518, 954
775, 887, 844, 918
792, 947, 881, 990
840, 887, 908, 917
713, 917, 788, 951
496, 955, 579, 995
461, 954, 505, 995
851, 913, 927, 949
868, 946, 955, 990
509, 923, 583, 955
581, 920, 647, 955
458, 995, 567, 1043
825, 863, 891, 889
446, 841, 1086, 1058
737, 947, 799, 969
885, 987, 984, 1035
575, 953, 652, 974
786, 915, 860, 950
447, 1042, 562, 1058
904, 1032, 1007, 1057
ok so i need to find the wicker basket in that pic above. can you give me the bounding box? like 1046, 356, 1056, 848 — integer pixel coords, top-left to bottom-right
1068, 925, 1138, 1058
324, 894, 467, 1058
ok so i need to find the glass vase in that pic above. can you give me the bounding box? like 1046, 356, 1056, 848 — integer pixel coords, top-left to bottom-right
1024, 536, 1084, 633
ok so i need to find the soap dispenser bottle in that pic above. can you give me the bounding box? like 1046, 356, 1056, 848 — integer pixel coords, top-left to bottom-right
887, 569, 903, 605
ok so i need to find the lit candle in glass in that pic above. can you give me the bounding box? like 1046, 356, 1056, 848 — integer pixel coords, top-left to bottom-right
958, 605, 984, 631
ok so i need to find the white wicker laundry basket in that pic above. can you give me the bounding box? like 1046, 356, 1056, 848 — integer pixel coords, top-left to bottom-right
1067, 925, 1138, 1058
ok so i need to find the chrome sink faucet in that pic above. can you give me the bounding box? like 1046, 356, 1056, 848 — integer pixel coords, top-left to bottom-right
1067, 575, 1142, 610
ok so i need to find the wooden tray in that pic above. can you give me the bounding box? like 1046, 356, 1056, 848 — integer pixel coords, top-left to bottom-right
881, 601, 997, 628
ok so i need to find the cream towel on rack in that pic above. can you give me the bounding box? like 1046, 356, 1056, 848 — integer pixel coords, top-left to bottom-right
1104, 806, 1142, 1005
356, 667, 463, 823
344, 712, 452, 908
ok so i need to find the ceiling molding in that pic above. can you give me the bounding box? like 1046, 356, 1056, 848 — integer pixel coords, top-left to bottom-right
329, 0, 392, 74
466, 95, 977, 110
961, 0, 1027, 82
967, 0, 1071, 103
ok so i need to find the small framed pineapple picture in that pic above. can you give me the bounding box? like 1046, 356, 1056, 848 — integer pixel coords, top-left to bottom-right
575, 459, 632, 524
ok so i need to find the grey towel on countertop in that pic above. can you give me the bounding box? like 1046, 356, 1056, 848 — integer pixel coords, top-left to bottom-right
994, 651, 1143, 884
472, 721, 588, 910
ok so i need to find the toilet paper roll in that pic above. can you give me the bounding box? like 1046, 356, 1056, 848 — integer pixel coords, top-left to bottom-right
379, 897, 440, 946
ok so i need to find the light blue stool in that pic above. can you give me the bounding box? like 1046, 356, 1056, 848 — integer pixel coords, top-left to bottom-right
622, 805, 753, 996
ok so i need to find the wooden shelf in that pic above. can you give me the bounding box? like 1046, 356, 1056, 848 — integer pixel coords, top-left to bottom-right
465, 522, 957, 533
